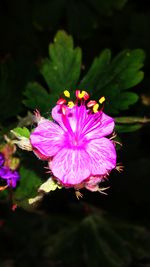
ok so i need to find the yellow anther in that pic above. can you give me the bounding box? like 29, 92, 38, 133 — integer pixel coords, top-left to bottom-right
64, 90, 70, 98
78, 91, 86, 99
99, 96, 105, 104
93, 103, 99, 113
68, 101, 75, 108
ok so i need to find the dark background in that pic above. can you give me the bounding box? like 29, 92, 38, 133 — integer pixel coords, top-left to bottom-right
0, 0, 150, 266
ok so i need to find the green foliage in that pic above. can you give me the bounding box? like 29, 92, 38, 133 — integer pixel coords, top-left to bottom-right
43, 212, 150, 267
14, 166, 42, 206
12, 127, 30, 138
1, 206, 149, 267
0, 166, 42, 204
115, 116, 150, 132
24, 31, 82, 112
115, 124, 142, 133
23, 82, 52, 114
80, 49, 145, 114
41, 30, 82, 92
24, 31, 145, 119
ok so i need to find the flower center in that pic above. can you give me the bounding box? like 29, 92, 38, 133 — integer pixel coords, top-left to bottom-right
57, 90, 106, 149
64, 132, 87, 149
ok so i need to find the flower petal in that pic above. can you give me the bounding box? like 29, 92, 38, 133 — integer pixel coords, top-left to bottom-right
82, 112, 115, 140
52, 106, 114, 140
50, 148, 91, 185
30, 119, 65, 158
51, 105, 65, 129
86, 138, 116, 175
52, 105, 88, 133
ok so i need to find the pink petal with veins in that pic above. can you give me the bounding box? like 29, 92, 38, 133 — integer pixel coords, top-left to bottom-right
86, 138, 116, 176
30, 119, 65, 158
50, 148, 91, 185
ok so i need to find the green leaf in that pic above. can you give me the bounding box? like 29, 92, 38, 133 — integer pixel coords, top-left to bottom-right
44, 213, 150, 267
23, 82, 52, 113
12, 127, 30, 138
115, 124, 142, 133
80, 49, 145, 114
40, 30, 82, 93
115, 116, 150, 124
115, 116, 150, 132
114, 92, 139, 110
23, 31, 82, 113
80, 49, 111, 89
14, 166, 42, 205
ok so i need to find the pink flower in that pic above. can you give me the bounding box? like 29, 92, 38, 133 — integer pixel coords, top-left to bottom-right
30, 91, 117, 191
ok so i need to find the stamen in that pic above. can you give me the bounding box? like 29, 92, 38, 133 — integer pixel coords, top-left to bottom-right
68, 101, 75, 108
99, 96, 105, 104
64, 90, 70, 98
93, 103, 99, 113
76, 90, 87, 100
87, 100, 97, 108
75, 90, 80, 98
83, 91, 90, 100
61, 106, 74, 135
62, 106, 67, 115
78, 91, 85, 99
57, 98, 66, 105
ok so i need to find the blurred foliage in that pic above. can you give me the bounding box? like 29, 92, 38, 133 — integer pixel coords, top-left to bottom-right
45, 213, 150, 267
0, 56, 37, 124
0, 207, 150, 267
12, 167, 42, 210
0, 0, 128, 54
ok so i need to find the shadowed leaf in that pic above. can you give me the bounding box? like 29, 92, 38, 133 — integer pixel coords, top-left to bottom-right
80, 49, 145, 114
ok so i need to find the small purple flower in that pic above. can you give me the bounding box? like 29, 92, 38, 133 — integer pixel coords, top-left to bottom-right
30, 91, 117, 191
0, 153, 4, 166
0, 153, 20, 188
